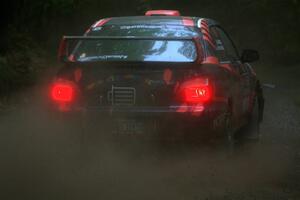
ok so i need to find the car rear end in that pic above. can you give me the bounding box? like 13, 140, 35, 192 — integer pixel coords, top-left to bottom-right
49, 16, 229, 139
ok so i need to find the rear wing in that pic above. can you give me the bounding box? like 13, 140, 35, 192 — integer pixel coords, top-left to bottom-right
58, 36, 203, 63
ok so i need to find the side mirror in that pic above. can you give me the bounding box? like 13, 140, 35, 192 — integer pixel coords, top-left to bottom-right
241, 49, 259, 63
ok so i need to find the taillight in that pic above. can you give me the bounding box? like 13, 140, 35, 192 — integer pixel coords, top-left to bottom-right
181, 78, 212, 103
51, 82, 74, 102
184, 86, 211, 103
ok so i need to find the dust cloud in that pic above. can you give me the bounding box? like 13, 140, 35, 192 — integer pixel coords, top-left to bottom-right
0, 81, 300, 200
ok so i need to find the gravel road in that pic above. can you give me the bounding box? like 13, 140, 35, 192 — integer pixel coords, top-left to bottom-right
0, 67, 300, 200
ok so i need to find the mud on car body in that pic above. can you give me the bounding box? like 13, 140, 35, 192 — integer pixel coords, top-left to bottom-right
49, 10, 264, 141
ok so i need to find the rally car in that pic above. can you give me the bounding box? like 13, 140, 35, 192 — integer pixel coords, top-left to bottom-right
49, 10, 264, 144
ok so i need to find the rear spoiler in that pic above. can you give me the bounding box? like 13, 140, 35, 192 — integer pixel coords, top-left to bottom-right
58, 36, 203, 63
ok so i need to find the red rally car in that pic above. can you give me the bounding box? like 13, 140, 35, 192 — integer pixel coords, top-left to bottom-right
49, 10, 264, 144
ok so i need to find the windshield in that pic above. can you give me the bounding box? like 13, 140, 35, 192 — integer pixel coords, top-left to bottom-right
72, 25, 200, 62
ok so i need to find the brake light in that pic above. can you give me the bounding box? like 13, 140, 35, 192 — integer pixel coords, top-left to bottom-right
184, 86, 211, 103
181, 78, 212, 103
51, 83, 74, 102
145, 10, 181, 16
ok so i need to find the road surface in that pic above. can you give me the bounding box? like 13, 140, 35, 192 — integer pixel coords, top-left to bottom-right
0, 66, 300, 200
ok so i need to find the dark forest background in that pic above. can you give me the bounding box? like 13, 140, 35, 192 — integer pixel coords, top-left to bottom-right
0, 0, 300, 96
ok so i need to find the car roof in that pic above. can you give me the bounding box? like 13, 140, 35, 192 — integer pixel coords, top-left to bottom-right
101, 16, 219, 27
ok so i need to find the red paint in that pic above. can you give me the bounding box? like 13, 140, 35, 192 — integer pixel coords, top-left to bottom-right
74, 68, 82, 82
201, 20, 209, 27
198, 20, 216, 49
145, 10, 181, 16
68, 54, 76, 62
201, 27, 213, 42
93, 18, 111, 27
201, 26, 210, 34
182, 17, 194, 26
203, 35, 216, 49
58, 38, 67, 61
163, 68, 173, 85
202, 31, 214, 46
201, 23, 209, 30
85, 28, 91, 35
175, 104, 205, 114
203, 56, 219, 64
220, 63, 233, 72
197, 20, 216, 50
193, 37, 204, 63
176, 104, 189, 113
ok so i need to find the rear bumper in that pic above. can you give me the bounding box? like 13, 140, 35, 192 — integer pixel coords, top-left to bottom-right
85, 105, 205, 116
47, 103, 230, 140
86, 105, 211, 127
50, 103, 227, 130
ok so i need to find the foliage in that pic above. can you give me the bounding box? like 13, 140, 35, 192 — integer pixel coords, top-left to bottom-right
0, 28, 42, 95
0, 0, 300, 96
3, 0, 299, 63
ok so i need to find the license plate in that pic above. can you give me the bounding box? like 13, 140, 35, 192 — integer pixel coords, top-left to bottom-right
116, 119, 145, 134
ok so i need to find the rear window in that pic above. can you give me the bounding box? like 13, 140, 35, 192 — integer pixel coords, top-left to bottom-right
72, 25, 200, 62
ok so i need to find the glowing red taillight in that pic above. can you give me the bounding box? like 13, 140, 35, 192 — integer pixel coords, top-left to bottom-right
181, 78, 212, 103
51, 83, 74, 102
184, 86, 212, 103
